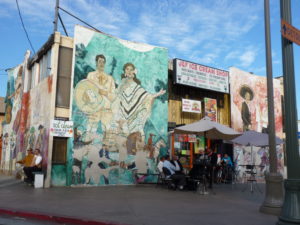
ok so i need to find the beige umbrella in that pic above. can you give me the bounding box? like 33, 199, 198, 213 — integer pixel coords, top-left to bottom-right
174, 116, 241, 140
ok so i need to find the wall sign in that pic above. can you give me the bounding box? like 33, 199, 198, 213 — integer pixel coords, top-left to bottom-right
173, 58, 229, 93
182, 98, 201, 114
50, 120, 73, 137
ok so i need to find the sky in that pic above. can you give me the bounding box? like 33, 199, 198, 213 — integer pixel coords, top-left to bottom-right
0, 0, 300, 117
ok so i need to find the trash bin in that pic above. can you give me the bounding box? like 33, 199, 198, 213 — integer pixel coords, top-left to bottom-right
34, 172, 44, 188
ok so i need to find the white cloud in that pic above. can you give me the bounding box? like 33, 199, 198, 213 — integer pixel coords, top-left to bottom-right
240, 50, 257, 67
0, 0, 264, 69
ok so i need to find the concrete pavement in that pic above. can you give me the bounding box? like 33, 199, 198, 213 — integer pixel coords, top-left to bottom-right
0, 175, 278, 225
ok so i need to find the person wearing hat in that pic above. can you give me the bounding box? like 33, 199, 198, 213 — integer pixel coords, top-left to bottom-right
240, 85, 254, 131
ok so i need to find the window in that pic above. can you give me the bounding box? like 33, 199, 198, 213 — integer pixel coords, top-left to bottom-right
52, 137, 67, 164
39, 50, 52, 82
56, 47, 73, 108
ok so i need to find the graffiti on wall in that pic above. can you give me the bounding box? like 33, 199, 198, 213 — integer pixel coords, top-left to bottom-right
69, 25, 168, 186
230, 67, 284, 178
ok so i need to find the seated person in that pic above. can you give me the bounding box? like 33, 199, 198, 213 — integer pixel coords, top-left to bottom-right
220, 153, 233, 183
157, 156, 165, 173
221, 153, 233, 167
16, 148, 34, 180
189, 156, 209, 178
171, 155, 183, 174
24, 149, 43, 184
163, 155, 186, 190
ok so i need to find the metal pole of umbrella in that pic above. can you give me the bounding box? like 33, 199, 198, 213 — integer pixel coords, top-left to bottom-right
260, 0, 284, 216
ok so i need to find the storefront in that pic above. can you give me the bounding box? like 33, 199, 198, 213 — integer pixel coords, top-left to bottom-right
168, 58, 233, 170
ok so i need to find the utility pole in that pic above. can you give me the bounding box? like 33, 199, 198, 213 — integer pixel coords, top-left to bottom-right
53, 0, 59, 33
277, 0, 300, 224
260, 0, 284, 215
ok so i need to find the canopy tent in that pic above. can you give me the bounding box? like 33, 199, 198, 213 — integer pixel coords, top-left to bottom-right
230, 130, 283, 147
174, 116, 241, 140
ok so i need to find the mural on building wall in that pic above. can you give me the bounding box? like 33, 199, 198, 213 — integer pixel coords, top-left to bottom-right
1, 51, 52, 174
69, 25, 168, 186
1, 64, 24, 171
230, 67, 284, 179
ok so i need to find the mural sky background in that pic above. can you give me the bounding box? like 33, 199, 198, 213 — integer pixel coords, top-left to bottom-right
0, 0, 300, 118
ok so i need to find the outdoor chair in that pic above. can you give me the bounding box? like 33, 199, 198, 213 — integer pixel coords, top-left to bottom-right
160, 167, 175, 189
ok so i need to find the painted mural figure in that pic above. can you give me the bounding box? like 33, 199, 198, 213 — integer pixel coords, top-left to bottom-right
240, 85, 254, 131
35, 125, 45, 150
86, 54, 116, 134
256, 97, 268, 133
28, 127, 36, 150
117, 63, 165, 137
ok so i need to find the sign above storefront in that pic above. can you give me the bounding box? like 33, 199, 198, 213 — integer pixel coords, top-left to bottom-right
173, 58, 229, 93
50, 120, 73, 137
182, 98, 201, 114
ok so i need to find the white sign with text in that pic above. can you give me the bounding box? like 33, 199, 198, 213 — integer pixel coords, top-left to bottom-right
174, 58, 229, 93
182, 99, 201, 114
50, 120, 73, 137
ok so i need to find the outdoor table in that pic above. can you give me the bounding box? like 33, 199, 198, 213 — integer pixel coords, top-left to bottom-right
238, 164, 262, 193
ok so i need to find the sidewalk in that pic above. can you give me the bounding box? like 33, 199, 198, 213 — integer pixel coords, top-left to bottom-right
0, 176, 278, 225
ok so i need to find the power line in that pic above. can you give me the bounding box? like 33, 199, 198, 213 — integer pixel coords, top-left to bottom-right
15, 0, 35, 54
58, 13, 68, 36
58, 6, 102, 33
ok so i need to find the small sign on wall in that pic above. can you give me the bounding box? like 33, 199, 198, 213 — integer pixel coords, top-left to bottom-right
182, 99, 201, 114
50, 120, 73, 137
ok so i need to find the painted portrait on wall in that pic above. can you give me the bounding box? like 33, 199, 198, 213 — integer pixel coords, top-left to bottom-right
204, 98, 217, 122
69, 25, 168, 186
230, 67, 284, 178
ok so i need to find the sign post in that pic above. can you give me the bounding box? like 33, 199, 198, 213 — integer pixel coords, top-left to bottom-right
277, 0, 300, 224
260, 0, 284, 215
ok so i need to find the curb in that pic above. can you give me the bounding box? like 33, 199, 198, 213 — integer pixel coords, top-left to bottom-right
0, 208, 129, 225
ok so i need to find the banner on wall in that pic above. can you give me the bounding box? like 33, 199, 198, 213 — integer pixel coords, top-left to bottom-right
173, 58, 229, 93
50, 120, 73, 137
182, 98, 201, 113
204, 98, 217, 122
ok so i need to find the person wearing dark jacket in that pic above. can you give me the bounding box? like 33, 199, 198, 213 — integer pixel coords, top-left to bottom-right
206, 148, 218, 188
171, 155, 183, 174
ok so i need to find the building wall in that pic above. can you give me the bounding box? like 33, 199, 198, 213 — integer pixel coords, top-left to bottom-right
167, 65, 231, 126
67, 25, 168, 186
230, 67, 284, 180
1, 47, 55, 176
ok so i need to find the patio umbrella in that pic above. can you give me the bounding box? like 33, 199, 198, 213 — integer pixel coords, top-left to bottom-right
230, 130, 283, 147
230, 130, 283, 164
174, 116, 241, 140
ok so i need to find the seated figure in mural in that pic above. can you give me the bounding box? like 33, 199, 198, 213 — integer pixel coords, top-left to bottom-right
239, 85, 254, 131
117, 62, 166, 137
23, 149, 42, 184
